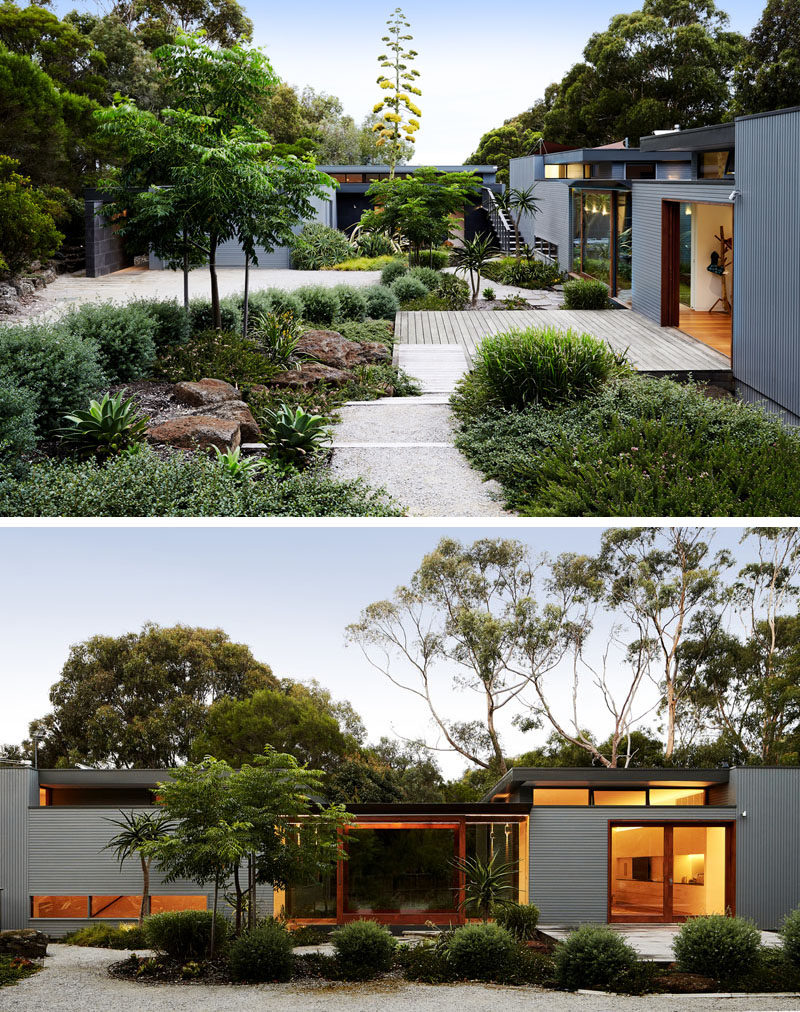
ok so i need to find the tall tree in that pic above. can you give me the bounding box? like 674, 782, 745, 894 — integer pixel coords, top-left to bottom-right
733, 0, 800, 115
372, 7, 421, 176
466, 104, 547, 185
110, 0, 252, 49
26, 623, 277, 768
542, 0, 744, 146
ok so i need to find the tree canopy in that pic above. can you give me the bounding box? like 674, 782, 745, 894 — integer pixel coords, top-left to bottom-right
733, 0, 800, 115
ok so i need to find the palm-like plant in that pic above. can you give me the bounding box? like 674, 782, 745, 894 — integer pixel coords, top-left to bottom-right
450, 235, 500, 304
507, 186, 539, 259
103, 810, 174, 926
59, 391, 149, 459
455, 851, 518, 923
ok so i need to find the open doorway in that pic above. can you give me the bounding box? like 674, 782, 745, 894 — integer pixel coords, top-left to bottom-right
661, 200, 733, 358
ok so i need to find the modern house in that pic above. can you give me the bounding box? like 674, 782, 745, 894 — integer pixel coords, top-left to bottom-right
2, 764, 799, 935
84, 164, 499, 277
509, 105, 800, 421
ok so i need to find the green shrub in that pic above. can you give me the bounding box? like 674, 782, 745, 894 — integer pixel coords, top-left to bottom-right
0, 374, 37, 467
408, 266, 440, 291
289, 925, 330, 947
562, 278, 609, 309
133, 299, 191, 351
672, 914, 761, 985
495, 902, 540, 940
392, 274, 428, 303
421, 248, 450, 270
332, 919, 396, 980
380, 258, 409, 285
364, 285, 399, 320
398, 942, 455, 983
436, 273, 469, 309
355, 232, 395, 258
466, 326, 624, 411
296, 285, 340, 326
228, 921, 293, 982
781, 906, 800, 967
445, 923, 517, 981
332, 285, 367, 322
554, 924, 638, 991
61, 302, 157, 383
59, 391, 149, 459
0, 322, 105, 435
188, 296, 242, 332
325, 255, 398, 272
0, 444, 404, 516
144, 910, 228, 961
482, 257, 562, 289
261, 288, 304, 320
61, 922, 147, 949
155, 329, 277, 387
334, 319, 394, 347
290, 223, 353, 269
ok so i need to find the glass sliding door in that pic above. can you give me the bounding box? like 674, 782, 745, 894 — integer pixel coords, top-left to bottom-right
571, 189, 629, 296
672, 826, 727, 918
610, 825, 666, 921
581, 192, 612, 287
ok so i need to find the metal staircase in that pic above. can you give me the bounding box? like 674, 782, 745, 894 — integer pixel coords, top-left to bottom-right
481, 187, 523, 255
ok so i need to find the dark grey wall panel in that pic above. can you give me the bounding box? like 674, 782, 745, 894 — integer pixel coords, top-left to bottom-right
631, 181, 731, 324
0, 770, 36, 929
731, 768, 800, 929
530, 806, 734, 924
509, 156, 572, 266
733, 109, 800, 416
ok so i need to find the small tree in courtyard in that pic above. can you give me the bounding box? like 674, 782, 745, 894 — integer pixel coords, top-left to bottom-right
103, 809, 174, 926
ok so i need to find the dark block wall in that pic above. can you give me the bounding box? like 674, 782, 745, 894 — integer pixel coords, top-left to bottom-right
84, 198, 132, 278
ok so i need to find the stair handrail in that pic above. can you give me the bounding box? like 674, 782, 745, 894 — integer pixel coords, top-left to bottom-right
481, 187, 517, 255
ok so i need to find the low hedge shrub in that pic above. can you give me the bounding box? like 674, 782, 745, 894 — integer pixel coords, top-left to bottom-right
144, 910, 229, 961
62, 302, 157, 383
132, 299, 192, 351
391, 274, 428, 303
495, 902, 540, 940
296, 285, 339, 326
332, 919, 396, 979
261, 289, 304, 320
482, 257, 562, 289
418, 248, 450, 270
435, 273, 470, 309
408, 265, 441, 291
0, 374, 37, 466
672, 914, 761, 985
445, 923, 517, 981
364, 285, 399, 319
782, 906, 800, 967
290, 223, 354, 269
562, 278, 609, 309
380, 259, 409, 285
228, 921, 294, 982
554, 924, 638, 991
325, 255, 398, 272
332, 284, 367, 322
188, 296, 242, 332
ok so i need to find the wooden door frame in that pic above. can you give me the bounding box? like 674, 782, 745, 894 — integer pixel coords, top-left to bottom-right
607, 820, 736, 923
661, 200, 681, 327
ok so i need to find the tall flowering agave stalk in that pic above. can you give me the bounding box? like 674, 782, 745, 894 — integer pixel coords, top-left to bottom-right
373, 7, 422, 177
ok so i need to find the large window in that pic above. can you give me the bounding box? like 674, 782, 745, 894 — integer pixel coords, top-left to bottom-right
466, 823, 519, 900
31, 896, 88, 918
533, 789, 590, 806
571, 189, 634, 296
31, 895, 207, 917
530, 787, 708, 806
286, 873, 336, 919
699, 151, 734, 179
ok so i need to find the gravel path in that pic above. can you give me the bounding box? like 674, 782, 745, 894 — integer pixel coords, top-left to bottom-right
4, 945, 799, 1012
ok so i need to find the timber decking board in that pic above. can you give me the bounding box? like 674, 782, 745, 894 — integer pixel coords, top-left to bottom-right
395, 310, 730, 375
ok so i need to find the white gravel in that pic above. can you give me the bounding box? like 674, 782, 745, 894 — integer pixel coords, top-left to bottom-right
3, 945, 800, 1012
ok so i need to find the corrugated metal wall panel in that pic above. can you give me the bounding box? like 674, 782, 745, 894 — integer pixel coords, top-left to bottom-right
631, 182, 732, 324
733, 110, 800, 416
730, 768, 800, 928
0, 770, 36, 929
509, 158, 571, 266
530, 806, 734, 924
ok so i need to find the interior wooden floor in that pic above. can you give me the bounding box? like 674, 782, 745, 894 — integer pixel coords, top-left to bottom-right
678, 307, 732, 359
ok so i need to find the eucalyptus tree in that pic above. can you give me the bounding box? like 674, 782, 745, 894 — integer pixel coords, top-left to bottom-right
372, 7, 422, 176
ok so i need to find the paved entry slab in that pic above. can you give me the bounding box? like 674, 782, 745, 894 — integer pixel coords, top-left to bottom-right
540, 924, 782, 962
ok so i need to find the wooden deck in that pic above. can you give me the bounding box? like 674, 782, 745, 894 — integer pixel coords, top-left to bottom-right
394, 310, 732, 378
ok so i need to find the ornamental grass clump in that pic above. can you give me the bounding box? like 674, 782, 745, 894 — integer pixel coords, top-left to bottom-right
554, 924, 638, 991
332, 919, 396, 979
672, 914, 761, 985
444, 923, 517, 981
562, 278, 610, 309
469, 326, 625, 410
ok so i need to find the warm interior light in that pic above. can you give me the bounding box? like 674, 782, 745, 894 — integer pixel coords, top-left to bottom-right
685, 206, 692, 215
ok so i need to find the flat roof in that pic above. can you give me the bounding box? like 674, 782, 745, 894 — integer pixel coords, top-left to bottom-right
640, 122, 734, 152
543, 148, 691, 164
319, 164, 496, 173
483, 766, 731, 800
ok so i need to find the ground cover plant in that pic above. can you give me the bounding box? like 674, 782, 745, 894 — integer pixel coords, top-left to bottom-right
0, 955, 41, 987
481, 256, 562, 290
452, 331, 800, 516
61, 923, 148, 949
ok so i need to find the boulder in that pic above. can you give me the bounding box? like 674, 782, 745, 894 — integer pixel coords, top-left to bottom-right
146, 415, 241, 452
267, 362, 350, 389
297, 330, 390, 369
173, 378, 240, 408
13, 278, 35, 298
204, 400, 260, 442
0, 296, 19, 314
0, 929, 48, 959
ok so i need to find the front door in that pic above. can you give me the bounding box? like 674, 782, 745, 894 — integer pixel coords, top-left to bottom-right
610, 823, 733, 922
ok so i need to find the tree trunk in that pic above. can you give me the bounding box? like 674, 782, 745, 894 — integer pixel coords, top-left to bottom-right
242, 254, 250, 340
210, 873, 219, 959
248, 854, 256, 930
233, 864, 243, 934
182, 230, 189, 310
139, 855, 150, 927
209, 235, 221, 332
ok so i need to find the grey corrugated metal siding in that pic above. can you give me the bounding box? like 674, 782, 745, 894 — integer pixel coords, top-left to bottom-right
530, 806, 734, 924
730, 768, 800, 928
733, 109, 800, 416
509, 158, 572, 266
631, 182, 731, 325
0, 769, 36, 929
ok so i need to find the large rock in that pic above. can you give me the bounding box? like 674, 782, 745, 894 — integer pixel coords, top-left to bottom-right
0, 929, 48, 959
205, 400, 260, 442
297, 330, 390, 369
146, 415, 241, 452
173, 378, 240, 408
267, 362, 350, 389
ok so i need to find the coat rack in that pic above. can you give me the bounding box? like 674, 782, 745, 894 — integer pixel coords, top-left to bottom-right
707, 224, 733, 314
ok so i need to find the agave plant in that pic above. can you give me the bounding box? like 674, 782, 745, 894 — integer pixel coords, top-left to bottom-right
212, 445, 267, 479
259, 403, 331, 468
59, 391, 149, 459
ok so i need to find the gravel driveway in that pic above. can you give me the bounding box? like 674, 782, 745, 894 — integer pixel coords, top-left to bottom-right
3, 945, 799, 1012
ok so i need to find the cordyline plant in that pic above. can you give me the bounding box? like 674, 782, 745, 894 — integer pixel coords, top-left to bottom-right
373, 7, 422, 176
103, 810, 175, 926
455, 851, 518, 922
